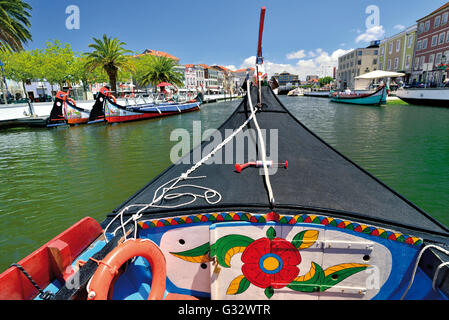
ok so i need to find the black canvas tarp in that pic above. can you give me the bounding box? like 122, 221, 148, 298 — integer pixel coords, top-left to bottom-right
110, 85, 449, 240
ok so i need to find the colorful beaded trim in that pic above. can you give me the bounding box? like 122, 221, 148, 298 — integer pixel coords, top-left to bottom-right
138, 212, 423, 246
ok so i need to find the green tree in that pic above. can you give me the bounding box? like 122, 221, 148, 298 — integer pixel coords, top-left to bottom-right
138, 55, 184, 90
0, 0, 32, 51
40, 40, 76, 94
85, 34, 134, 94
319, 76, 334, 87
1, 48, 41, 98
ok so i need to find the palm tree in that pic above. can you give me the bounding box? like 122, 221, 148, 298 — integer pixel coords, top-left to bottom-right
139, 55, 184, 90
85, 34, 134, 94
0, 0, 32, 51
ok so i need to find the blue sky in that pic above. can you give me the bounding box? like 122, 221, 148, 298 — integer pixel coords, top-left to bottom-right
26, 0, 448, 79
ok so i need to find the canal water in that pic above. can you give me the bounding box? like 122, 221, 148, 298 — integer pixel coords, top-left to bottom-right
0, 96, 448, 271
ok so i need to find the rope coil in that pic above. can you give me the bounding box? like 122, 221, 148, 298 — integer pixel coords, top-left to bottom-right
103, 88, 261, 242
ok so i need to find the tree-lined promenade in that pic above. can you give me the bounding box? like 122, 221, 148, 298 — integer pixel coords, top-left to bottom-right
0, 35, 184, 101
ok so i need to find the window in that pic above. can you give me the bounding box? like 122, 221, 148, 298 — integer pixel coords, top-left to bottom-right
425, 21, 430, 31
419, 23, 424, 33
414, 56, 420, 70
432, 35, 438, 46
357, 60, 362, 65
443, 12, 449, 24
408, 35, 414, 48
423, 38, 428, 49
373, 59, 377, 65
439, 32, 446, 45
435, 16, 441, 28
429, 54, 435, 66
358, 51, 362, 56
380, 47, 384, 55
417, 40, 422, 50
387, 59, 392, 70
394, 58, 399, 69
420, 56, 425, 69
405, 55, 411, 68
389, 42, 393, 54
374, 50, 378, 55
396, 40, 401, 52
379, 62, 383, 70
436, 52, 442, 66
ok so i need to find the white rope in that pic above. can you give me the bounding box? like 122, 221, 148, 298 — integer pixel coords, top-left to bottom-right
246, 80, 275, 207
400, 244, 449, 300
103, 90, 260, 242
433, 261, 449, 292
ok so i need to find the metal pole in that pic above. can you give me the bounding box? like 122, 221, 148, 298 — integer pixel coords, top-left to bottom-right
0, 59, 9, 105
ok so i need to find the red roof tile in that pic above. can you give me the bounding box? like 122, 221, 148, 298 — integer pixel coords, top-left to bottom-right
134, 49, 180, 61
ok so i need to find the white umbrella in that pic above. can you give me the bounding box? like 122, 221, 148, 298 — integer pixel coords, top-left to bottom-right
355, 70, 406, 79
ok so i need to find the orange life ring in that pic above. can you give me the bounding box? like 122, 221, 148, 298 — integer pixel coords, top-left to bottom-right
87, 239, 166, 300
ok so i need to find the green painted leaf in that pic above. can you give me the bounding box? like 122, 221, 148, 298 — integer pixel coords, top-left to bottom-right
291, 230, 319, 250
287, 262, 325, 293
264, 286, 274, 299
321, 265, 369, 292
170, 242, 209, 258
266, 227, 276, 240
210, 234, 253, 268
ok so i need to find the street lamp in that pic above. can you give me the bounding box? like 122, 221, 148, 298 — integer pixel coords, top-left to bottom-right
0, 58, 9, 104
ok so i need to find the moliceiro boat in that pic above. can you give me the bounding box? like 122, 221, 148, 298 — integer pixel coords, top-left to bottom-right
46, 91, 90, 127
1, 7, 449, 301
97, 87, 203, 124
330, 85, 387, 106
396, 87, 449, 107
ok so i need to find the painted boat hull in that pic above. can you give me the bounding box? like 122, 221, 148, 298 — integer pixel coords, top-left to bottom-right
397, 88, 449, 107
65, 103, 90, 125
105, 101, 201, 123
331, 87, 387, 106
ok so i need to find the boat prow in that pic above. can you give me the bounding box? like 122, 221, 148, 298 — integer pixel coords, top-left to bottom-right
397, 87, 449, 107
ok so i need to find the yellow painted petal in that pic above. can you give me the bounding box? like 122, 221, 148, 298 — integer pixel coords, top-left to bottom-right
298, 230, 319, 250
170, 253, 210, 263
324, 263, 369, 277
293, 263, 316, 282
226, 275, 245, 295
224, 246, 246, 267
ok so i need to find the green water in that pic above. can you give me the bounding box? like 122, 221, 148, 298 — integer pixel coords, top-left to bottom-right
0, 97, 448, 272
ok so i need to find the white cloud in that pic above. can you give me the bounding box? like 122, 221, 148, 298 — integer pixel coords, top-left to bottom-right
393, 24, 405, 31
238, 48, 353, 81
224, 65, 237, 71
355, 25, 385, 43
286, 50, 307, 60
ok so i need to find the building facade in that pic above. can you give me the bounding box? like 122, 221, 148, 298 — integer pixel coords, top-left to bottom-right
379, 25, 417, 82
412, 3, 449, 85
278, 72, 299, 86
337, 42, 380, 89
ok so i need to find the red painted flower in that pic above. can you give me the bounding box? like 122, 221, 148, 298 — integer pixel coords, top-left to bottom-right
241, 237, 301, 289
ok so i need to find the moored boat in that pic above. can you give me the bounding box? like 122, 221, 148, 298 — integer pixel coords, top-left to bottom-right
1, 7, 449, 301
46, 91, 70, 128
303, 90, 330, 98
104, 91, 202, 124
330, 85, 387, 106
396, 87, 449, 107
65, 98, 90, 125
